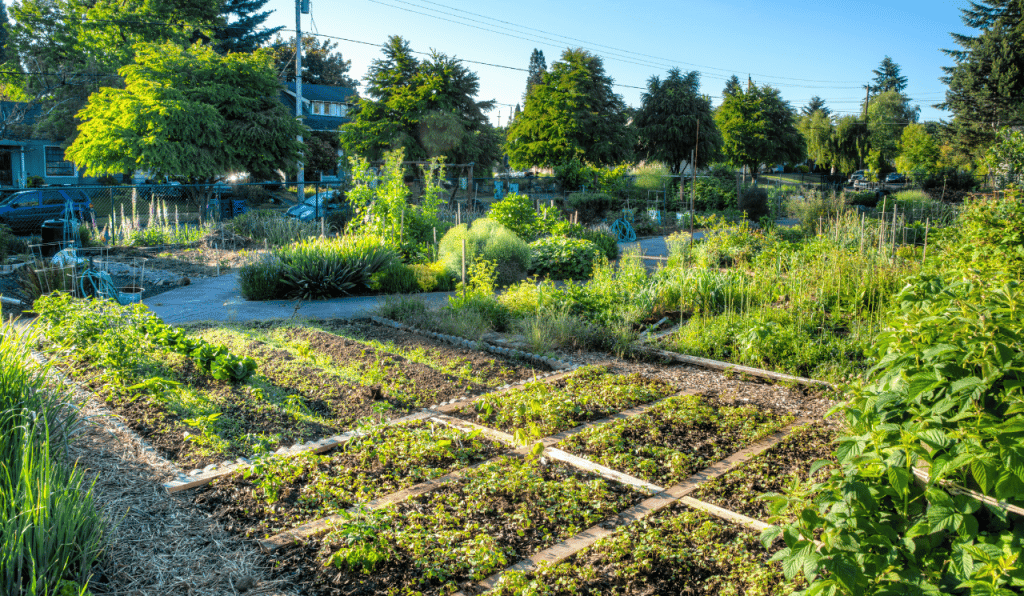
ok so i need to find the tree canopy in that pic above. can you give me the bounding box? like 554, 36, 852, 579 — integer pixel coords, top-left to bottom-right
506, 48, 630, 169
865, 89, 920, 162
942, 0, 1024, 161
801, 96, 830, 117
268, 35, 359, 88
524, 48, 545, 100
216, 0, 281, 54
341, 36, 500, 166
871, 56, 908, 93
633, 68, 721, 172
714, 82, 804, 180
6, 0, 222, 140
895, 122, 940, 181
67, 42, 304, 183
723, 75, 742, 98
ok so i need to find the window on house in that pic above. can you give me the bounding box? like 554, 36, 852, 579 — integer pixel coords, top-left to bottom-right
45, 146, 75, 177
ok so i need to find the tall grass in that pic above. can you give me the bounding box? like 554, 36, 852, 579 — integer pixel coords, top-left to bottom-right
0, 327, 104, 596
225, 210, 319, 246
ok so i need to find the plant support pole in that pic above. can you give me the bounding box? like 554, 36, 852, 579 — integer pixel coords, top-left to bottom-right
295, 0, 305, 205
461, 238, 467, 300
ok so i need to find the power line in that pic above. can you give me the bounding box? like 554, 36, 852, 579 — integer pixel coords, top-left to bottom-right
377, 0, 869, 85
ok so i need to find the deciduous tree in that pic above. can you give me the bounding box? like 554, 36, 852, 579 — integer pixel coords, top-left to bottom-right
633, 68, 721, 172
67, 42, 303, 183
714, 82, 804, 182
895, 122, 940, 181
506, 48, 630, 169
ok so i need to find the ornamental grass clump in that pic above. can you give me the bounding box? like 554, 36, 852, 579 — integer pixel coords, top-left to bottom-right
438, 219, 531, 286
0, 328, 104, 596
240, 234, 399, 300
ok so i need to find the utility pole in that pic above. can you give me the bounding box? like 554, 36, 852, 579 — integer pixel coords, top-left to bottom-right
691, 118, 699, 238
296, 0, 309, 205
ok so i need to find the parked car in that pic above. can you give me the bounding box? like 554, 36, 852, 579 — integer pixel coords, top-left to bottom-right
0, 188, 94, 235
848, 170, 866, 184
285, 189, 350, 222
885, 172, 906, 184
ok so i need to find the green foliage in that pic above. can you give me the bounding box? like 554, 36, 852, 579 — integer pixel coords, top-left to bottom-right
273, 235, 400, 300
0, 223, 27, 264
528, 236, 601, 280
563, 191, 619, 224
634, 68, 722, 170
408, 262, 453, 292
867, 89, 920, 163
687, 177, 738, 211
579, 225, 618, 260
564, 394, 793, 486
771, 273, 1024, 595
346, 148, 410, 242
738, 186, 770, 219
267, 34, 358, 88
487, 192, 540, 240
985, 126, 1024, 189
340, 35, 500, 166
0, 328, 103, 596
492, 505, 792, 595
226, 210, 319, 246
438, 219, 531, 286
68, 42, 303, 183
942, 2, 1024, 161
786, 190, 850, 230
715, 83, 805, 179
238, 253, 285, 301
369, 263, 420, 294
896, 122, 941, 182
471, 366, 674, 437
506, 48, 631, 168
934, 190, 1024, 278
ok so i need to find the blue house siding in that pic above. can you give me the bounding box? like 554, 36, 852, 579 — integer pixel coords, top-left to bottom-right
0, 102, 97, 189
280, 83, 355, 132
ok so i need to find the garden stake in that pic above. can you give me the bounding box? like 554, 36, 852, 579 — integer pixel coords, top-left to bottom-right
921, 218, 930, 266
462, 238, 467, 301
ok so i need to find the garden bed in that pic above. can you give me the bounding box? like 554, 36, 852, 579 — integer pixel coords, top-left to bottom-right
190, 421, 506, 539
270, 457, 642, 596
450, 365, 676, 436
692, 423, 838, 522
487, 502, 794, 596
560, 394, 795, 487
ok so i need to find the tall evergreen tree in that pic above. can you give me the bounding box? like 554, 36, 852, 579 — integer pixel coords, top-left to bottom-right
506, 48, 630, 168
722, 75, 742, 98
801, 96, 830, 117
524, 48, 545, 100
216, 0, 281, 54
871, 56, 908, 93
268, 35, 358, 88
341, 36, 500, 165
942, 0, 1024, 160
633, 68, 721, 172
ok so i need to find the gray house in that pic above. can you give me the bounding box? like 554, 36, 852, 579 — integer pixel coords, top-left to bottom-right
280, 82, 355, 132
0, 102, 95, 189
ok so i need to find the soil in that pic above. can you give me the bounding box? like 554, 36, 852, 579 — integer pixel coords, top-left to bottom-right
270, 461, 643, 596
573, 350, 842, 424
58, 355, 340, 470
189, 421, 506, 539
448, 369, 676, 434
307, 320, 543, 386
693, 423, 839, 521
560, 394, 792, 487
67, 388, 297, 596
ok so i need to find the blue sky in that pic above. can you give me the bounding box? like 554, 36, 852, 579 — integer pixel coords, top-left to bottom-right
256, 0, 972, 126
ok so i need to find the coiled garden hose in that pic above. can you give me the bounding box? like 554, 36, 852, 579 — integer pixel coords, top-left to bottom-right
611, 218, 636, 243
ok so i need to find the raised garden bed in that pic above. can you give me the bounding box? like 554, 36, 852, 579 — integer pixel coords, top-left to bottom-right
560, 394, 795, 487
190, 420, 505, 538
32, 297, 541, 469
692, 423, 838, 522
488, 502, 796, 596
452, 365, 676, 437
271, 457, 642, 596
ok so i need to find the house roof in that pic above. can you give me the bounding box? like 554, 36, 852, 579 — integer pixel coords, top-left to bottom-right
284, 82, 356, 103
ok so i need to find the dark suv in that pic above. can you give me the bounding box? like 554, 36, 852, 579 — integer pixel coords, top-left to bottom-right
0, 188, 94, 235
